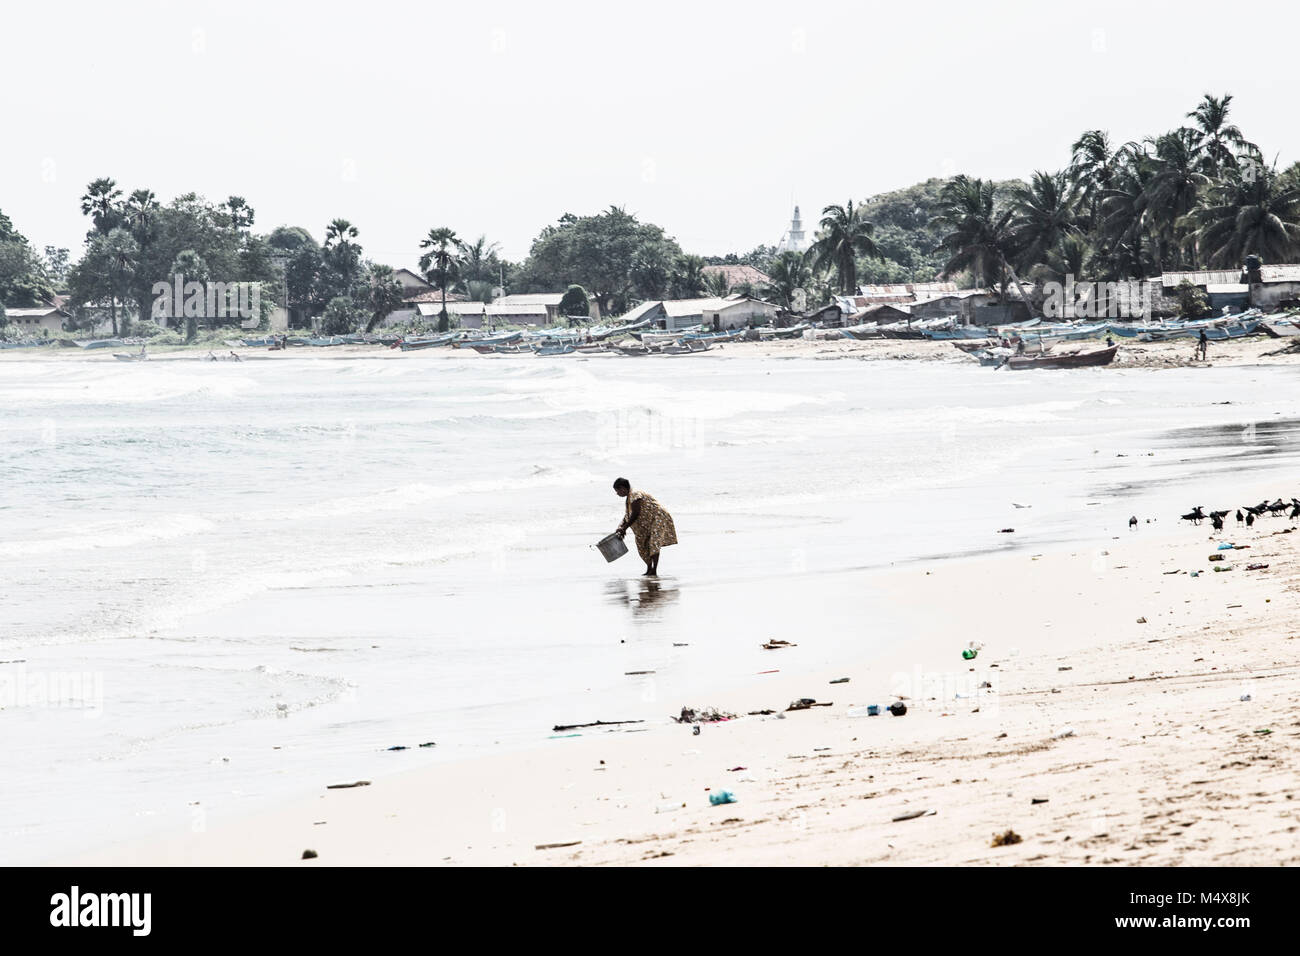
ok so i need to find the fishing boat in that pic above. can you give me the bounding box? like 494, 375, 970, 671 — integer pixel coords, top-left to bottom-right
636, 331, 687, 348
452, 331, 524, 349
842, 324, 884, 340
1004, 344, 1118, 370
1139, 318, 1262, 341
398, 331, 461, 351
923, 325, 997, 341
75, 338, 128, 349
655, 341, 712, 355
112, 351, 148, 362
535, 343, 575, 356
951, 339, 999, 353
680, 328, 746, 343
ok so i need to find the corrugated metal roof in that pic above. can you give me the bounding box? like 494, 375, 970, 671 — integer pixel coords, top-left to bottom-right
3, 307, 64, 317
495, 293, 564, 306
1161, 270, 1241, 288
662, 297, 730, 317
616, 300, 664, 323
1258, 264, 1300, 282
1206, 283, 1248, 294
417, 302, 546, 317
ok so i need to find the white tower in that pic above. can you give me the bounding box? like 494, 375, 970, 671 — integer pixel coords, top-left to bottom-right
782, 205, 807, 253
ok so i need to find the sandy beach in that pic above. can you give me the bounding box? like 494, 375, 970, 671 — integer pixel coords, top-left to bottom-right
7, 330, 1300, 370
67, 490, 1300, 867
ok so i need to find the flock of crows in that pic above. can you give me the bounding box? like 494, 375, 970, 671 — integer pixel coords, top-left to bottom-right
1167, 499, 1300, 532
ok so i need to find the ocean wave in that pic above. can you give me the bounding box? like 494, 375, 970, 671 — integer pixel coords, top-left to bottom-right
0, 513, 215, 558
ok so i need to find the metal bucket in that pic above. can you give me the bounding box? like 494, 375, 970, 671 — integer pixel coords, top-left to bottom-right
595, 533, 628, 563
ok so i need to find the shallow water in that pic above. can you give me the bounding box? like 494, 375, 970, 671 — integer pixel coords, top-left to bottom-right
1, 353, 1298, 862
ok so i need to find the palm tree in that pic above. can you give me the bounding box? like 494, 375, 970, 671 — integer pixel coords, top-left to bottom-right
703, 270, 731, 298
1028, 234, 1092, 287
1009, 170, 1080, 272
80, 178, 123, 235
324, 218, 359, 253
324, 218, 361, 290
1186, 93, 1249, 177
364, 264, 404, 333
1190, 162, 1300, 267
1097, 145, 1159, 276
1145, 129, 1211, 268
459, 235, 501, 286
809, 201, 879, 294
762, 252, 812, 310
121, 189, 159, 239
670, 255, 706, 298
930, 176, 1022, 303
418, 227, 463, 332
1068, 130, 1128, 230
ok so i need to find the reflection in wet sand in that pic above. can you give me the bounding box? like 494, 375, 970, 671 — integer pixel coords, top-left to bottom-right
603, 577, 681, 617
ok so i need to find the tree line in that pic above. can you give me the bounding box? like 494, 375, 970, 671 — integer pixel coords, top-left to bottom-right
3, 92, 1298, 337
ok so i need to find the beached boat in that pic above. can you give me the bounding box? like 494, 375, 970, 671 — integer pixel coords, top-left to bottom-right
655, 342, 712, 355
1139, 318, 1262, 342
680, 328, 746, 343
1004, 344, 1118, 370
842, 324, 884, 340
75, 338, 128, 349
398, 332, 462, 351
535, 343, 575, 356
924, 326, 996, 340
951, 339, 999, 353
636, 331, 687, 348
452, 331, 523, 349
112, 351, 148, 362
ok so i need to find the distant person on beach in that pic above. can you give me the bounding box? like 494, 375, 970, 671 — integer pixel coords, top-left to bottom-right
613, 477, 677, 576
1198, 329, 1208, 361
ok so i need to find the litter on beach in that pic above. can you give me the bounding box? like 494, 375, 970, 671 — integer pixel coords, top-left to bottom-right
892, 808, 937, 822
762, 639, 796, 650
326, 781, 372, 790
552, 719, 645, 732
786, 698, 832, 711
991, 829, 1023, 847
675, 706, 736, 723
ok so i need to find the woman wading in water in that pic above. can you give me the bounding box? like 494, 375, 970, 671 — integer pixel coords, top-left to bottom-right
613, 478, 677, 576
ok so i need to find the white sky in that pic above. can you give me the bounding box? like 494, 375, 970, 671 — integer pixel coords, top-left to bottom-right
4, 0, 1297, 269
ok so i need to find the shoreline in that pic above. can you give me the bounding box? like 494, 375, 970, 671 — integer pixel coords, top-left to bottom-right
64, 497, 1300, 866
4, 334, 1299, 368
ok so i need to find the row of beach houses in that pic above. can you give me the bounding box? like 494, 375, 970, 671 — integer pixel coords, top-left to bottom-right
383, 266, 781, 331
13, 260, 1300, 337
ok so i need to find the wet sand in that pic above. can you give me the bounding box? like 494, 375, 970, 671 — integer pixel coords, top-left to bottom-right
8, 332, 1300, 369
69, 494, 1300, 866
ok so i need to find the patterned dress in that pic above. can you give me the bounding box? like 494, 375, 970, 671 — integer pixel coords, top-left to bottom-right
626, 490, 677, 562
